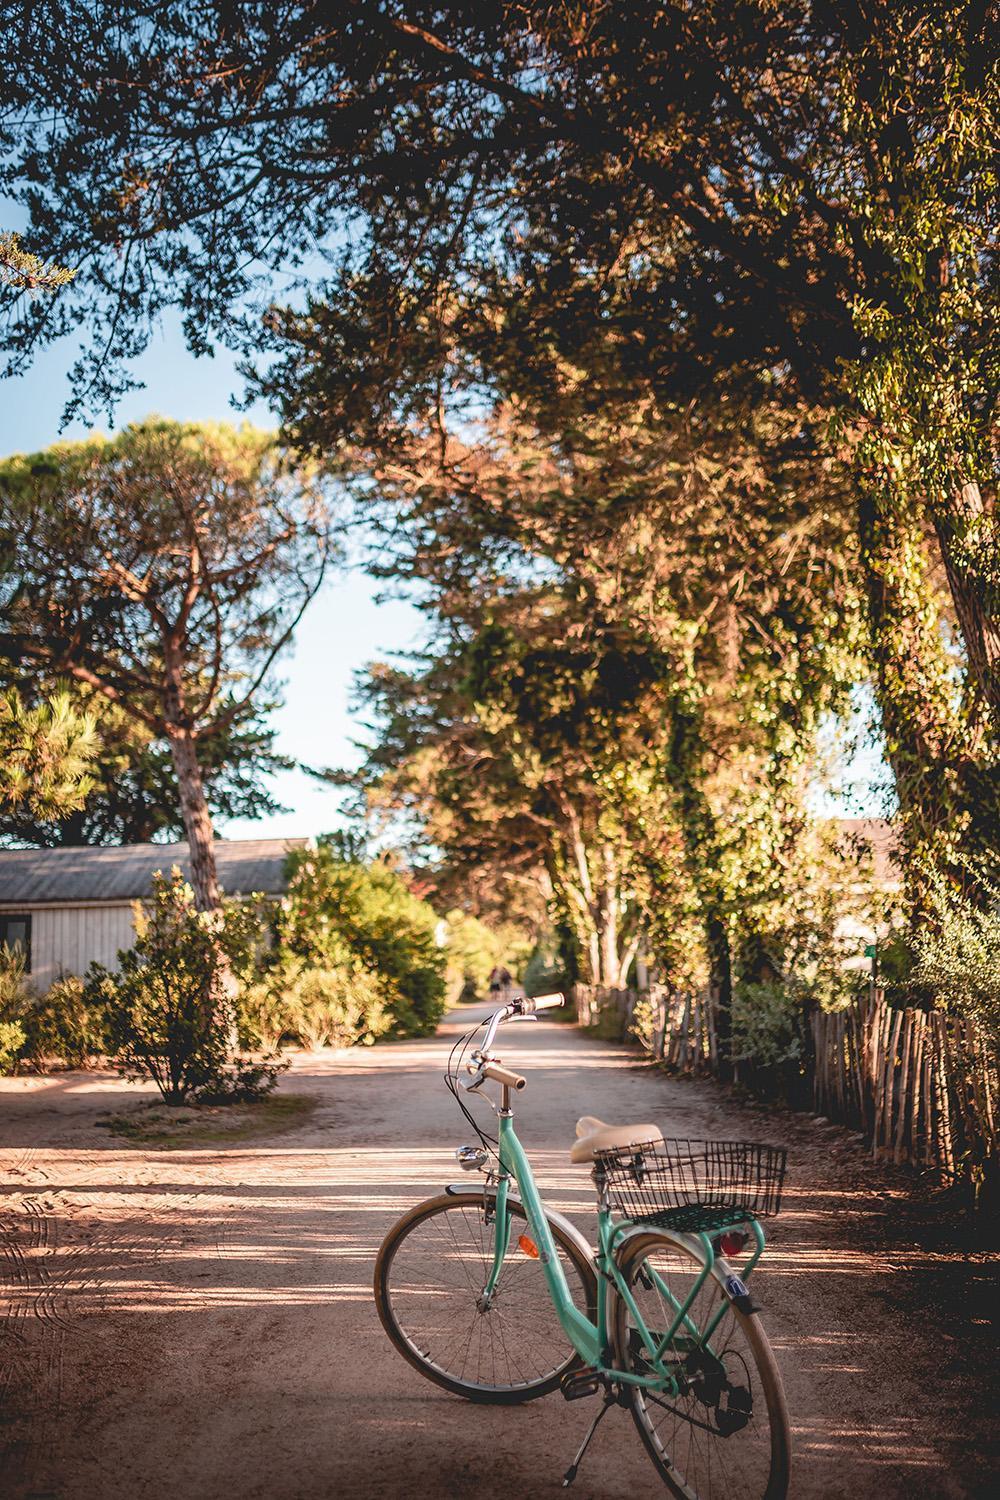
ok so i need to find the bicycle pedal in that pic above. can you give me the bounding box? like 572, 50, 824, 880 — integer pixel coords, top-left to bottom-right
560, 1368, 601, 1401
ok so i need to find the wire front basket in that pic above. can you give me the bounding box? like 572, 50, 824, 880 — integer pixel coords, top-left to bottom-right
595, 1137, 787, 1234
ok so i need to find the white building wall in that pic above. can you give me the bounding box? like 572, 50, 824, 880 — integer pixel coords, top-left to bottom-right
27, 904, 138, 990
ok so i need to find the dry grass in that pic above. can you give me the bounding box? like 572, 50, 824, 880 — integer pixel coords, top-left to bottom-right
95, 1093, 317, 1149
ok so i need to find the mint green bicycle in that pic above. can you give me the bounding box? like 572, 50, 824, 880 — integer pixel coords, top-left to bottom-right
374, 995, 791, 1497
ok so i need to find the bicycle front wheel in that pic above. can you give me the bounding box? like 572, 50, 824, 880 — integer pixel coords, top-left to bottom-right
374, 1191, 596, 1403
612, 1232, 790, 1499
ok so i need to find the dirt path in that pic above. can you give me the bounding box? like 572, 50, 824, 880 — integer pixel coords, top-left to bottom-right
0, 1000, 994, 1499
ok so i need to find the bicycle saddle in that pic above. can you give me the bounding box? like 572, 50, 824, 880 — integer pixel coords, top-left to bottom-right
570, 1115, 665, 1164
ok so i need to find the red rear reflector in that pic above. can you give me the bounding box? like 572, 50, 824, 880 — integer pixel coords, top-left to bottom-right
718, 1231, 748, 1258
518, 1234, 539, 1258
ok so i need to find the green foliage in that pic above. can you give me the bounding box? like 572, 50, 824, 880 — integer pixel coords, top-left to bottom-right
0, 419, 335, 907
189, 1056, 287, 1107
242, 951, 392, 1050
441, 909, 501, 1002
628, 994, 659, 1054
441, 909, 532, 1004
88, 870, 283, 1104
0, 961, 110, 1072
0, 948, 30, 1073
0, 692, 292, 847
0, 1019, 25, 1072
0, 231, 75, 293
19, 976, 109, 1069
731, 983, 804, 1074
909, 862, 1000, 1046
351, 400, 865, 1030
278, 845, 446, 1036
726, 876, 871, 1100
3, 5, 996, 955
0, 943, 30, 1005
0, 686, 99, 819
522, 942, 570, 1001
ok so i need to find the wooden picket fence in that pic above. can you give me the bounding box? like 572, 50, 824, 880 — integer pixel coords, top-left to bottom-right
812, 989, 997, 1179
574, 981, 998, 1193
574, 983, 717, 1072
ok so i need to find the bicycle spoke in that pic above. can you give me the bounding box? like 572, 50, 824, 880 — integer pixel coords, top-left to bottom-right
380, 1198, 588, 1396
615, 1236, 786, 1499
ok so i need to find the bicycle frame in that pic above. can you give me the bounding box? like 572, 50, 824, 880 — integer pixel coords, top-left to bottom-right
482, 1106, 765, 1393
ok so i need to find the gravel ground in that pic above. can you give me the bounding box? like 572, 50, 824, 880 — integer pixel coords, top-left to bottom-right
0, 999, 995, 1499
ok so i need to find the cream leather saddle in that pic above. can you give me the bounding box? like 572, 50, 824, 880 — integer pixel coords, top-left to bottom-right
570, 1114, 665, 1164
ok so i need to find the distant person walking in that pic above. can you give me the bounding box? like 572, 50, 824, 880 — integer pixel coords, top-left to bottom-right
488, 965, 512, 1002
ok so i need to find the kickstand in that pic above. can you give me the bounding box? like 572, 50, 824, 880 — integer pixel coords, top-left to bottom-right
562, 1389, 619, 1487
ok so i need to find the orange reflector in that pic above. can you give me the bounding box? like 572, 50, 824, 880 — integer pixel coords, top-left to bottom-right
518, 1234, 539, 1259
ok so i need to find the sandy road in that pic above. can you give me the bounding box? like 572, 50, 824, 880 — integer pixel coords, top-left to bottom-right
0, 999, 995, 1499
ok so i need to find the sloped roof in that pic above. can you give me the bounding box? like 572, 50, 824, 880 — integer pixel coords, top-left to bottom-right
0, 838, 310, 906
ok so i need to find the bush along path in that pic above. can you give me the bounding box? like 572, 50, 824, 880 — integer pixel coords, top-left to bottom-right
0, 998, 995, 1499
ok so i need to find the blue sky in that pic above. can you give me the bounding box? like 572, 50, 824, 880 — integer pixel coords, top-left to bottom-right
0, 312, 425, 842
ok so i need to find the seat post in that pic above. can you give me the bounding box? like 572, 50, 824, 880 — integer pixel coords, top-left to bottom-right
592, 1163, 610, 1215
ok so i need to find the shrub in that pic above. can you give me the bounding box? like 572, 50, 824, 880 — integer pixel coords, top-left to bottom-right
19, 976, 109, 1068
0, 947, 30, 1073
279, 845, 446, 1036
0, 1019, 25, 1073
442, 909, 503, 1004
731, 981, 804, 1072
187, 1055, 286, 1106
909, 860, 1000, 1044
522, 941, 569, 999
89, 869, 282, 1104
242, 949, 392, 1050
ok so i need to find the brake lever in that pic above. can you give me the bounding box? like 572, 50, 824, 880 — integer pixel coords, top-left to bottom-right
461, 1070, 501, 1114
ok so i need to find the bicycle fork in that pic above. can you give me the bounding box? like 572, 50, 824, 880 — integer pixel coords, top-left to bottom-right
477, 1174, 513, 1311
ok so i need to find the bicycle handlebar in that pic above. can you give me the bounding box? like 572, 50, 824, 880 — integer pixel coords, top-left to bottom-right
519, 992, 564, 1014
477, 992, 565, 1057
478, 1060, 527, 1090
463, 993, 563, 1093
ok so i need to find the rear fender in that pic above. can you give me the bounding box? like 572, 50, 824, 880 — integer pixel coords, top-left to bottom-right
611, 1223, 740, 1298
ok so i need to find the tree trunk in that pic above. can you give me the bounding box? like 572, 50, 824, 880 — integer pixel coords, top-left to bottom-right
706, 911, 733, 1081
668, 705, 734, 1076
856, 483, 991, 891
635, 941, 649, 991
932, 479, 1000, 718
163, 723, 220, 911
598, 845, 620, 987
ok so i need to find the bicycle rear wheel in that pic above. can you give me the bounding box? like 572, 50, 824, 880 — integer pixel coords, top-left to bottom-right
611, 1232, 790, 1498
375, 1191, 596, 1403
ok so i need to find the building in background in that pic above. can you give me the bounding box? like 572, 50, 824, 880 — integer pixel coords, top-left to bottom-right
832, 818, 901, 972
0, 839, 308, 990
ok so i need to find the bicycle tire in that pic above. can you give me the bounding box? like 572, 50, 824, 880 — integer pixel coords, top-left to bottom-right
374, 1191, 597, 1403
611, 1230, 790, 1498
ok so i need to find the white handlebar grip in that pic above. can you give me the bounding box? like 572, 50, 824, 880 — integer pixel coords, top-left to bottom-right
481, 1061, 527, 1090
529, 992, 564, 1011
